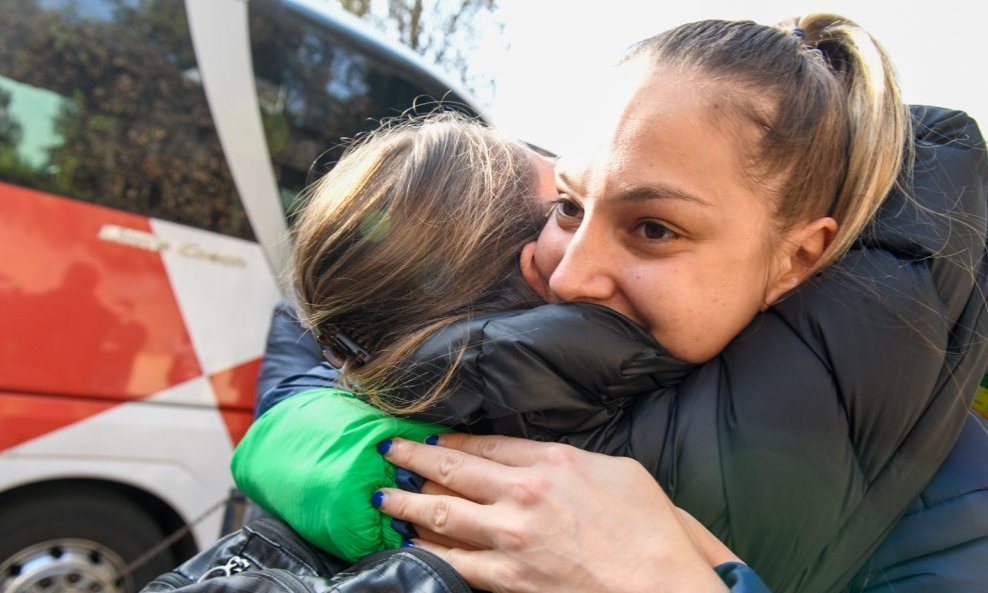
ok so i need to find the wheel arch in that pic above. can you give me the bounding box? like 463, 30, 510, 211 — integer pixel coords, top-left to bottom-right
0, 477, 198, 564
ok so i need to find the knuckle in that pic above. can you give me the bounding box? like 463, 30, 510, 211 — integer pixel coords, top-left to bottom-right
435, 452, 462, 486
494, 519, 531, 551
507, 474, 549, 506
492, 560, 529, 593
443, 546, 461, 566
478, 435, 502, 460
430, 496, 452, 531
540, 442, 578, 467
614, 455, 647, 476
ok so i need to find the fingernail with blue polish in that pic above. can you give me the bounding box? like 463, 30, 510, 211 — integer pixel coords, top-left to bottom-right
425, 435, 440, 446
401, 539, 416, 548
377, 439, 393, 455
391, 518, 418, 539
370, 491, 385, 509
395, 468, 426, 492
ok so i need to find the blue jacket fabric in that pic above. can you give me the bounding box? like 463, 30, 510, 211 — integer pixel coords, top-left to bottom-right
250, 107, 988, 593
255, 298, 327, 418
846, 412, 988, 593
718, 563, 774, 593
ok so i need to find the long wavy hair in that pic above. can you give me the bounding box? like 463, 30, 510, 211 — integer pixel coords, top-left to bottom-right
291, 112, 545, 414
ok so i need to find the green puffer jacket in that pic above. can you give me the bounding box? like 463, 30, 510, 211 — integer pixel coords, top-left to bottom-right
232, 389, 449, 562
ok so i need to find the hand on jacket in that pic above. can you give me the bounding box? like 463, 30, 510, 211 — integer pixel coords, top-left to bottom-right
375, 433, 732, 593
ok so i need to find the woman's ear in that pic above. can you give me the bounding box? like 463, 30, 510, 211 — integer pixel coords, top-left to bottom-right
763, 216, 837, 309
520, 242, 550, 300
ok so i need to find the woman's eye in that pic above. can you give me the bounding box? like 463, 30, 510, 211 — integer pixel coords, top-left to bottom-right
637, 220, 679, 240
551, 198, 582, 219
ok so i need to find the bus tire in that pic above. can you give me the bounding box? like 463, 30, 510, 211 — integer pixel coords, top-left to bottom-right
0, 484, 176, 593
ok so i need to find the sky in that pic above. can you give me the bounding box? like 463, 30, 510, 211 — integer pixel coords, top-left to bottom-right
473, 0, 987, 153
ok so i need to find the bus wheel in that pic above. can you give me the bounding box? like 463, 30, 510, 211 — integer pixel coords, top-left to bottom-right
0, 485, 177, 593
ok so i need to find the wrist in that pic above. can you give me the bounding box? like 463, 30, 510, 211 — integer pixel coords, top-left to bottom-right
624, 545, 729, 593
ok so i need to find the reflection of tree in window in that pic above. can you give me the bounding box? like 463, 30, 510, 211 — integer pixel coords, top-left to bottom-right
0, 0, 253, 240
0, 87, 19, 145
249, 1, 474, 220
326, 52, 370, 101
0, 85, 31, 181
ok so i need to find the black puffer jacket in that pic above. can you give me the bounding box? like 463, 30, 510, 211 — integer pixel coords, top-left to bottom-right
392, 107, 988, 593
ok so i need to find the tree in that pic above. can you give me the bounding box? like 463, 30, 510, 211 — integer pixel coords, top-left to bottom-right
335, 0, 502, 104
0, 0, 253, 238
0, 88, 21, 147
0, 86, 34, 183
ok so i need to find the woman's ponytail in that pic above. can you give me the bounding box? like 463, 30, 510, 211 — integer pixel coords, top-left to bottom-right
791, 14, 912, 271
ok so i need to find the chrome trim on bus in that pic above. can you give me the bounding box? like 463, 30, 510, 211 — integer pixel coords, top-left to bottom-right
288, 0, 488, 122
184, 0, 290, 286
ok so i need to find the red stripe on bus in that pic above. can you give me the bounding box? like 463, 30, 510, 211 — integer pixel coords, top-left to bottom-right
209, 358, 261, 412
209, 359, 261, 445
220, 408, 254, 447
0, 182, 202, 402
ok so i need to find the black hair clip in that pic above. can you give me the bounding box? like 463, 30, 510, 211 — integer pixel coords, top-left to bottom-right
319, 326, 372, 369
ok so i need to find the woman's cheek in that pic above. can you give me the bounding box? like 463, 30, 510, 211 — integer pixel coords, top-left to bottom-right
519, 242, 551, 301
523, 230, 569, 303
532, 226, 567, 293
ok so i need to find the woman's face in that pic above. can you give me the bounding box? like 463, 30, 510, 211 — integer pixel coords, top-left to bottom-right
527, 66, 798, 363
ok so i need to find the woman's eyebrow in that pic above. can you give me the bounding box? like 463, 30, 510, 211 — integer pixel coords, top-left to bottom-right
616, 183, 713, 207
556, 171, 583, 198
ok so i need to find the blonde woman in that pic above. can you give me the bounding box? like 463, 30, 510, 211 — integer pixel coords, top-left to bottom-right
237, 15, 988, 593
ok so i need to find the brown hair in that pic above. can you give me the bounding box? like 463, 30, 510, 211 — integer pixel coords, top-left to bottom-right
291, 112, 545, 414
625, 14, 912, 274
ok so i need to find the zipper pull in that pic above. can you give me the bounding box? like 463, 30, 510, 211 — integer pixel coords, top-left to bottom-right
197, 555, 252, 582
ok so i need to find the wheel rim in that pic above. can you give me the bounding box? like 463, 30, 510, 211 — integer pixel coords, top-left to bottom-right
0, 539, 131, 593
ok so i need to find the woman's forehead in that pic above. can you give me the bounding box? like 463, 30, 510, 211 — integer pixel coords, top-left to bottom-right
559, 66, 768, 201
523, 148, 558, 200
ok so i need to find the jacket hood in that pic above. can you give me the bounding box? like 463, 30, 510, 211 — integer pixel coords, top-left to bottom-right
392, 303, 694, 436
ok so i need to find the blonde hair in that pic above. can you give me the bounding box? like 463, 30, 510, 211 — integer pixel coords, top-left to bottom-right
291, 112, 544, 414
626, 14, 911, 274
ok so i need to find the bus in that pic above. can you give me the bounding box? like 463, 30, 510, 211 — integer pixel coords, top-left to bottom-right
0, 1, 483, 591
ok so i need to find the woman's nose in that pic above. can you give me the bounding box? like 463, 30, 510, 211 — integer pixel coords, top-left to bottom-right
547, 228, 618, 304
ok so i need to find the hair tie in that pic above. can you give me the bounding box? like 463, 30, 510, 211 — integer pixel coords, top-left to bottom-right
792, 27, 806, 41
319, 326, 372, 368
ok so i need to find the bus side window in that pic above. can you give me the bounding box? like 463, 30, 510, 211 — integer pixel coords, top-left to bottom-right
0, 0, 254, 240
248, 0, 478, 224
